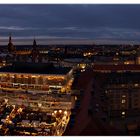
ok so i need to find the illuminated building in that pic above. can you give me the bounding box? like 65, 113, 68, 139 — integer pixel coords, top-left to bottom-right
0, 62, 73, 93
0, 62, 73, 109
6, 35, 42, 63
61, 58, 91, 70
15, 39, 41, 63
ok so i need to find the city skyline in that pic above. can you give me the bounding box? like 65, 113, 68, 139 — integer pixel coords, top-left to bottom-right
1, 4, 140, 45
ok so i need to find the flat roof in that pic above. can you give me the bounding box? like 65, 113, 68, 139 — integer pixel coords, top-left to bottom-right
93, 64, 140, 71
0, 62, 72, 75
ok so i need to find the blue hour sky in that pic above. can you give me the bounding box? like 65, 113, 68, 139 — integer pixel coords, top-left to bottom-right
0, 4, 140, 45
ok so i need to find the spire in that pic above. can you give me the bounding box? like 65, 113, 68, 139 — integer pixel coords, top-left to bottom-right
8, 33, 15, 53
9, 33, 12, 43
33, 37, 37, 48
33, 39, 36, 46
31, 38, 40, 63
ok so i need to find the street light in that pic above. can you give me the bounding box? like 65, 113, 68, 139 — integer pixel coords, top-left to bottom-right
54, 110, 57, 114
64, 111, 67, 115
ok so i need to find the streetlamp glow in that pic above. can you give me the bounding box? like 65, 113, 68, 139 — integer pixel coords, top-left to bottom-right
64, 111, 67, 115
54, 110, 57, 114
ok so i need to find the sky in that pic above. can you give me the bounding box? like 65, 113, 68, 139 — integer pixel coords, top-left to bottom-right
0, 4, 140, 45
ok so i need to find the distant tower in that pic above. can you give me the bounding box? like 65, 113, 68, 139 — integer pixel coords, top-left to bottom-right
8, 34, 16, 53
33, 39, 37, 49
31, 39, 40, 63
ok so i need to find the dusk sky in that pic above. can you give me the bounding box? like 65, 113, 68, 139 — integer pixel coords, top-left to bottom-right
0, 4, 140, 45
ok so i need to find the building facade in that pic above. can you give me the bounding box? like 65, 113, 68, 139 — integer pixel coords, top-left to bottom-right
93, 64, 140, 118
0, 62, 73, 109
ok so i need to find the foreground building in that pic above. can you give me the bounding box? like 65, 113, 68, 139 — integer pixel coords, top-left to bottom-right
105, 72, 140, 118
0, 62, 73, 110
93, 64, 140, 134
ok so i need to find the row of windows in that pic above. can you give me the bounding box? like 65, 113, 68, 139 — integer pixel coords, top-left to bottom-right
0, 75, 65, 84
0, 77, 66, 85
0, 84, 49, 91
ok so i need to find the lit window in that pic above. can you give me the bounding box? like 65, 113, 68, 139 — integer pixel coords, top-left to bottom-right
134, 84, 139, 87
122, 111, 125, 115
122, 95, 126, 98
121, 99, 126, 104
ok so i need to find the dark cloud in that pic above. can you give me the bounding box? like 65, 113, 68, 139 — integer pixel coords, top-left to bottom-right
0, 4, 140, 44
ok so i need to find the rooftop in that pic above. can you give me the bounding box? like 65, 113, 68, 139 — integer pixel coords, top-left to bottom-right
0, 62, 72, 75
93, 64, 140, 71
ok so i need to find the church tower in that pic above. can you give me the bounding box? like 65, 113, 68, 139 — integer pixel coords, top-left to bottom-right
33, 39, 37, 49
31, 39, 40, 63
8, 34, 16, 53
